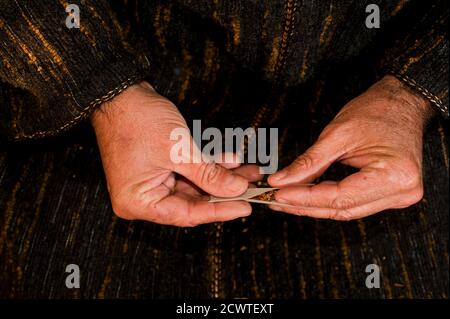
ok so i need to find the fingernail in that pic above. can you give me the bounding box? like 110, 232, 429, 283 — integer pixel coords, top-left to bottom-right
271, 170, 288, 182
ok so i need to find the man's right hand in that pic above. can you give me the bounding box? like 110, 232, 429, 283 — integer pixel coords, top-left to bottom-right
91, 82, 260, 226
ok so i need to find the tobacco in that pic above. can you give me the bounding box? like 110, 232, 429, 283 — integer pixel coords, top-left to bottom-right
252, 190, 277, 202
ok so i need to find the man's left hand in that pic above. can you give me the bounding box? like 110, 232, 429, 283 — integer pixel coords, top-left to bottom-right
268, 75, 433, 220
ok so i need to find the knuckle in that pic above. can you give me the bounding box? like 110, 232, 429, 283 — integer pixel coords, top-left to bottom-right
111, 190, 156, 221
401, 185, 424, 207
335, 210, 354, 221
201, 162, 222, 185
178, 220, 197, 228
395, 160, 422, 192
403, 172, 422, 192
318, 123, 339, 139
188, 220, 200, 227
110, 195, 134, 220
327, 208, 353, 221
319, 120, 356, 139
327, 208, 341, 220
182, 212, 201, 228
183, 214, 202, 227
293, 152, 315, 170
331, 195, 356, 210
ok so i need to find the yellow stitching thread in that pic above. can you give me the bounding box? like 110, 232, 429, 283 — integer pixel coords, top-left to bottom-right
13, 76, 139, 140
389, 70, 448, 115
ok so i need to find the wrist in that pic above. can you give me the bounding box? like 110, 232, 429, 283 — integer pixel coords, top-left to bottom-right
91, 81, 155, 130
378, 75, 435, 125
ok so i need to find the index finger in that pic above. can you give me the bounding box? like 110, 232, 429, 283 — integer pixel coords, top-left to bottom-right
275, 168, 395, 210
144, 194, 251, 227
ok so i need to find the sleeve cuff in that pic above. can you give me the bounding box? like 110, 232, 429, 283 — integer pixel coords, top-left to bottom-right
12, 52, 150, 140
388, 69, 449, 119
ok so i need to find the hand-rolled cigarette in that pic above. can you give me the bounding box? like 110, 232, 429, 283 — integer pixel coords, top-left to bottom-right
251, 189, 277, 202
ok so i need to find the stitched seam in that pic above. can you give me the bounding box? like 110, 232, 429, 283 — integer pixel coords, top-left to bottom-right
13, 76, 140, 140
389, 70, 448, 115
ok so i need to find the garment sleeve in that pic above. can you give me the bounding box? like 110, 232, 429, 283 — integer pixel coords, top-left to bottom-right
384, 0, 449, 118
0, 0, 150, 140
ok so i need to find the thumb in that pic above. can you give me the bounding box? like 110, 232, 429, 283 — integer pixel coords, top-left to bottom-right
176, 161, 249, 197
268, 136, 344, 186
169, 134, 248, 197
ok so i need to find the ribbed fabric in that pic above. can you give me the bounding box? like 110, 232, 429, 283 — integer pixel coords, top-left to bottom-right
0, 0, 149, 140
0, 0, 448, 141
386, 0, 449, 117
0, 0, 448, 299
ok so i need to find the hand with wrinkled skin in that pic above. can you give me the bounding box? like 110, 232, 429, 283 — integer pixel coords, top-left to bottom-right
92, 81, 261, 226
268, 75, 433, 220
